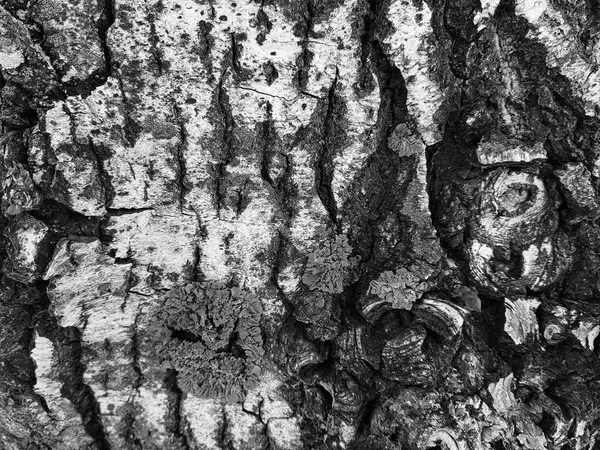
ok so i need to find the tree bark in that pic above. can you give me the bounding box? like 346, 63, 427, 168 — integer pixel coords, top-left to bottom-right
1, 0, 600, 448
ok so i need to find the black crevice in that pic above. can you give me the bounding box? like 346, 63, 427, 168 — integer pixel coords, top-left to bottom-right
163, 370, 191, 450
115, 76, 140, 146
296, 0, 315, 90
219, 407, 234, 450
88, 137, 116, 208
98, 0, 115, 78
315, 67, 340, 230
230, 33, 242, 73
173, 105, 189, 209
146, 3, 165, 76
214, 74, 236, 218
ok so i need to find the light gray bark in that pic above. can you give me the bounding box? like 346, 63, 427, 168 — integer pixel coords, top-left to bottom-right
1, 0, 600, 449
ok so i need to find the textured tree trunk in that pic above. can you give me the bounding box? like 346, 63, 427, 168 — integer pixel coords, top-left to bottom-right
2, 0, 600, 448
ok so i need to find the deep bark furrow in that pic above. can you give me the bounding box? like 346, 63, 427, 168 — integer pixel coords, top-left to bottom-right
315, 67, 340, 229
164, 371, 192, 450
98, 0, 115, 78
214, 72, 235, 218
173, 104, 189, 209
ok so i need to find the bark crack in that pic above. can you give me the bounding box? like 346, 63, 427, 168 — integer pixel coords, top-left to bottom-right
98, 0, 115, 78
300, 90, 323, 100
164, 370, 191, 450
146, 4, 165, 76
238, 86, 293, 101
230, 33, 241, 73
107, 207, 154, 215
219, 408, 233, 450
88, 137, 114, 208
116, 76, 138, 146
172, 104, 189, 210
296, 0, 315, 90
130, 307, 144, 392
62, 102, 114, 209
214, 72, 235, 218
315, 67, 340, 229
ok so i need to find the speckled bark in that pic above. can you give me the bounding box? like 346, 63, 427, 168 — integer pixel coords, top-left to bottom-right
2, 0, 600, 449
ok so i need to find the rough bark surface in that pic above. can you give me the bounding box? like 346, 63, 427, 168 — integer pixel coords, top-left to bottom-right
1, 0, 600, 449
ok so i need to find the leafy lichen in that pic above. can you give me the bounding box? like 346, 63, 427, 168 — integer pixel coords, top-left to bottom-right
388, 124, 425, 157
368, 268, 423, 311
156, 281, 264, 402
302, 234, 353, 294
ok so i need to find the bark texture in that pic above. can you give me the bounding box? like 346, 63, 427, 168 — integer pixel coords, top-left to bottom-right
1, 0, 600, 448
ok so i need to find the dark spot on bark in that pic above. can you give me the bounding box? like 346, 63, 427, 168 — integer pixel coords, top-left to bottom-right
263, 61, 279, 85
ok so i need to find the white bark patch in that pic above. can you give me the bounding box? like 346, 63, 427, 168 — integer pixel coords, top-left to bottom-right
4, 216, 48, 283
473, 0, 501, 30
134, 386, 171, 438
338, 421, 357, 448
31, 333, 94, 447
224, 404, 266, 449
572, 321, 600, 351
488, 373, 517, 414
504, 297, 541, 345
110, 133, 181, 208
37, 103, 106, 216
217, 1, 315, 136
44, 239, 133, 338
105, 208, 198, 292
476, 140, 547, 166
267, 417, 303, 450
384, 0, 445, 145
514, 0, 548, 23
309, 0, 380, 206
516, 2, 600, 116
244, 371, 294, 422
43, 239, 142, 445
0, 44, 24, 69
181, 396, 223, 450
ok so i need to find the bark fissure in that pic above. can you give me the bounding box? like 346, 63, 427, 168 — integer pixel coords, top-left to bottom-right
116, 76, 139, 146
130, 308, 144, 391
238, 86, 293, 101
5, 10, 61, 85
146, 4, 165, 77
300, 90, 322, 100
98, 0, 115, 78
230, 33, 241, 74
214, 73, 235, 218
106, 207, 155, 215
259, 103, 276, 189
173, 104, 189, 209
164, 370, 191, 450
296, 0, 315, 90
219, 408, 234, 450
315, 67, 340, 229
88, 137, 115, 208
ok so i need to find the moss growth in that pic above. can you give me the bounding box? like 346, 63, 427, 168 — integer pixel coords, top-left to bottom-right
302, 234, 353, 294
156, 281, 264, 402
